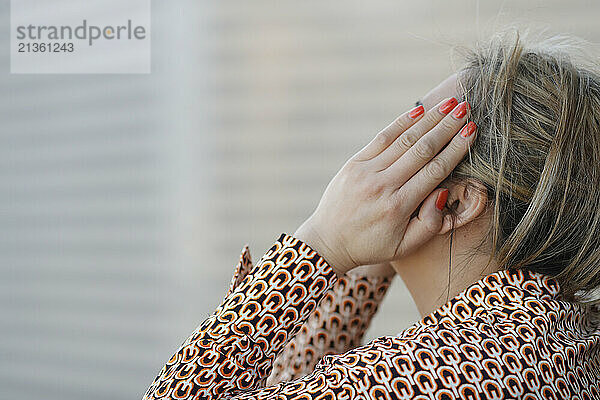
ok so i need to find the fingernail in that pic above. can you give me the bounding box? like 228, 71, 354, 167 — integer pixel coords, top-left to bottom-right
436, 189, 449, 211
408, 105, 425, 119
439, 97, 458, 114
460, 121, 477, 138
452, 101, 470, 119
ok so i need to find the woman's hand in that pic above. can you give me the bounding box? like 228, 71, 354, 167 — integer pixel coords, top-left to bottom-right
294, 98, 476, 276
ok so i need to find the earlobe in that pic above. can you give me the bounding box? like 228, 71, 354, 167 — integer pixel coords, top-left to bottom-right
439, 214, 454, 235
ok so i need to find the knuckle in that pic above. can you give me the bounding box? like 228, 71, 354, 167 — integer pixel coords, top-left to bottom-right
345, 159, 363, 175
392, 115, 407, 130
396, 132, 416, 152
365, 178, 385, 199
383, 196, 400, 216
424, 109, 444, 125
392, 189, 406, 207
413, 138, 437, 161
425, 158, 448, 181
375, 131, 393, 147
439, 116, 460, 132
449, 134, 469, 152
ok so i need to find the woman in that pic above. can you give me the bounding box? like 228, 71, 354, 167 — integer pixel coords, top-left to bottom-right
143, 31, 600, 399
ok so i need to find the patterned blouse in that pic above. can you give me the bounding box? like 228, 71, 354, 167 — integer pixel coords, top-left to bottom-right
143, 234, 600, 400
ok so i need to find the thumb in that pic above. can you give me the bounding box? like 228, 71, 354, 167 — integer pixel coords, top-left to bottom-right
397, 188, 448, 257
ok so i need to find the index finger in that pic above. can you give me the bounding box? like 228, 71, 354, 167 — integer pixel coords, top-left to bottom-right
353, 103, 425, 162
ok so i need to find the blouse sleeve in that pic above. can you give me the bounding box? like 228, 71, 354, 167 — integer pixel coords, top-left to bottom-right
142, 233, 342, 400
267, 271, 393, 385
222, 240, 394, 386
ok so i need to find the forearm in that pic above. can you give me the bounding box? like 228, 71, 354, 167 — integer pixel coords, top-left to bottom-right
267, 268, 394, 385
142, 234, 338, 400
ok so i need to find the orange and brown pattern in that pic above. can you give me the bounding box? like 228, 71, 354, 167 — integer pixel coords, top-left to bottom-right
267, 271, 392, 385
143, 234, 600, 400
223, 241, 394, 384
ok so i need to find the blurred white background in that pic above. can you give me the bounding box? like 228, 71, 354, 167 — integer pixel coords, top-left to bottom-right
2, 1, 600, 399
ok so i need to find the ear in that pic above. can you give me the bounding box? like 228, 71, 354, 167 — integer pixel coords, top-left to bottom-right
438, 179, 488, 235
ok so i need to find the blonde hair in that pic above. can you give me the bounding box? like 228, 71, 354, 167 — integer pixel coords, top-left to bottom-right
453, 29, 600, 304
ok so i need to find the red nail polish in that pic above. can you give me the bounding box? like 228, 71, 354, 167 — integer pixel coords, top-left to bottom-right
452, 101, 470, 119
436, 189, 449, 211
408, 105, 424, 119
439, 97, 458, 114
460, 121, 477, 138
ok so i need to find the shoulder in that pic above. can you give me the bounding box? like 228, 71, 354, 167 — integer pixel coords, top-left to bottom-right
315, 310, 564, 399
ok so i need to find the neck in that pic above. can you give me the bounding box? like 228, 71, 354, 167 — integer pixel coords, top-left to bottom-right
390, 230, 499, 317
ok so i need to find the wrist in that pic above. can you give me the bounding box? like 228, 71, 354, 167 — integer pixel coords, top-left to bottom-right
349, 263, 396, 279
294, 220, 348, 278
